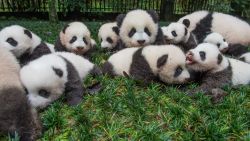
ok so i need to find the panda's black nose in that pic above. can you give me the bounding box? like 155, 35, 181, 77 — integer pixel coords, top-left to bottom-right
137, 40, 145, 45
77, 47, 84, 50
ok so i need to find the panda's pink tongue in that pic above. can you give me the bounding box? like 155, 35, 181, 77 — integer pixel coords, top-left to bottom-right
186, 55, 195, 65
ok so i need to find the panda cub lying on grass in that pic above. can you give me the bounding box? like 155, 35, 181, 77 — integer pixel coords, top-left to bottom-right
0, 47, 41, 141
98, 22, 120, 51
186, 43, 250, 98
54, 22, 97, 58
116, 9, 166, 49
20, 52, 101, 109
102, 45, 190, 85
161, 22, 198, 53
0, 25, 54, 66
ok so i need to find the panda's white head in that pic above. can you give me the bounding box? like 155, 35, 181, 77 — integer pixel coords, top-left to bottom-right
157, 46, 190, 84
186, 43, 227, 72
59, 22, 94, 55
143, 45, 190, 84
203, 32, 229, 52
161, 22, 189, 44
0, 25, 42, 57
98, 22, 119, 49
117, 9, 159, 47
20, 54, 67, 109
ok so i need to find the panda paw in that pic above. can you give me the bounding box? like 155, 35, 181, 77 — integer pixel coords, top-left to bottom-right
210, 88, 227, 104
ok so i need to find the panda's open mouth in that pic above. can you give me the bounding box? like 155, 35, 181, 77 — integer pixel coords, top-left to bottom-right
186, 52, 196, 65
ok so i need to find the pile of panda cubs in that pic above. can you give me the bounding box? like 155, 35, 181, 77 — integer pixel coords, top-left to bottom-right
0, 8, 250, 140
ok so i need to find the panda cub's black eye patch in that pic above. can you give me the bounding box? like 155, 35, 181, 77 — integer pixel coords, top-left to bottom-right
144, 27, 151, 36
83, 37, 88, 45
128, 28, 136, 37
38, 89, 50, 98
171, 31, 177, 37
223, 39, 226, 42
107, 37, 113, 44
217, 43, 220, 47
174, 66, 183, 78
199, 51, 206, 61
70, 36, 77, 44
6, 37, 18, 47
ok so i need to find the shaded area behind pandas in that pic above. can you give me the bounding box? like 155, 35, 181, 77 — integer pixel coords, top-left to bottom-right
0, 20, 249, 140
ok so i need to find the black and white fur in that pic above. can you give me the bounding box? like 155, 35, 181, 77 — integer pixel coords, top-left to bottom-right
161, 22, 198, 52
55, 22, 96, 57
20, 52, 101, 109
98, 22, 120, 50
239, 52, 250, 64
0, 25, 54, 66
116, 9, 165, 49
186, 43, 250, 96
0, 47, 41, 141
102, 45, 190, 84
178, 11, 250, 46
161, 22, 246, 57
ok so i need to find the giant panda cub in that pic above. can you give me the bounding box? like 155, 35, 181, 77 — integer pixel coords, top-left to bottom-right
0, 25, 54, 66
98, 22, 120, 51
102, 45, 190, 84
178, 11, 250, 46
161, 22, 198, 53
203, 32, 249, 57
116, 9, 165, 49
55, 22, 96, 58
20, 52, 101, 109
186, 43, 250, 96
0, 47, 41, 141
161, 22, 232, 55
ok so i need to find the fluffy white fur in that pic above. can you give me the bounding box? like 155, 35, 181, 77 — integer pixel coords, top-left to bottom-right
0, 47, 22, 90
55, 52, 94, 79
119, 9, 158, 47
20, 54, 68, 109
108, 47, 138, 75
98, 22, 119, 49
60, 22, 94, 54
0, 25, 54, 57
20, 52, 95, 109
161, 22, 190, 44
239, 52, 250, 64
178, 11, 250, 45
107, 45, 190, 84
186, 43, 250, 85
203, 32, 228, 52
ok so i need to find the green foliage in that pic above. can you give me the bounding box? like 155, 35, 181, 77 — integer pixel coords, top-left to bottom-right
0, 20, 249, 141
62, 0, 89, 12
231, 0, 250, 18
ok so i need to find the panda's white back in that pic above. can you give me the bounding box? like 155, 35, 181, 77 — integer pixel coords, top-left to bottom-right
46, 42, 55, 52
0, 47, 22, 90
212, 12, 250, 45
178, 11, 209, 32
229, 58, 250, 85
55, 52, 94, 79
108, 47, 139, 75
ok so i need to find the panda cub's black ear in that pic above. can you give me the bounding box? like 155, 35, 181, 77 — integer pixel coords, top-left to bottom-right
112, 26, 119, 35
146, 10, 159, 23
62, 24, 69, 34
157, 54, 168, 68
24, 29, 32, 39
52, 67, 63, 77
182, 19, 190, 28
116, 14, 126, 27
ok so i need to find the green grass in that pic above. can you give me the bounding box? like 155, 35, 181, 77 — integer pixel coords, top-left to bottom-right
0, 20, 249, 141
